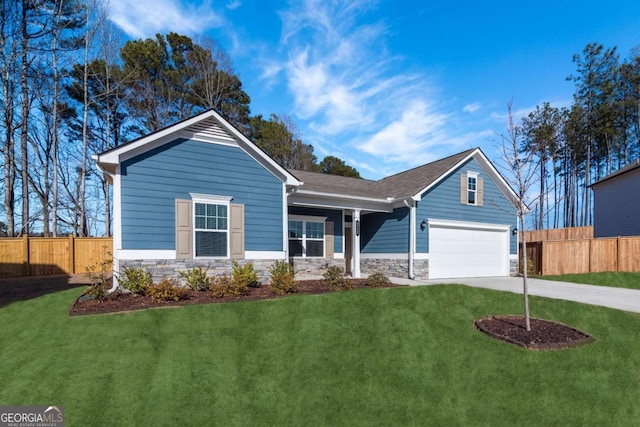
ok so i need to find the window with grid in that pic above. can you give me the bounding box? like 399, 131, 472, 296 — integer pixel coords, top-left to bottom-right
195, 202, 228, 257
467, 176, 477, 205
288, 219, 324, 257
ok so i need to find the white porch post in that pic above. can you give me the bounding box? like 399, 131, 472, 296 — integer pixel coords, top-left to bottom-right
353, 209, 361, 278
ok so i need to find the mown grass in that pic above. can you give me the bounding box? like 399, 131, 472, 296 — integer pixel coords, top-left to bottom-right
1, 285, 639, 426
539, 271, 640, 290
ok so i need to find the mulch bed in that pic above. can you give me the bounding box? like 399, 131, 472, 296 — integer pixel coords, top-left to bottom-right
70, 279, 400, 316
474, 315, 595, 351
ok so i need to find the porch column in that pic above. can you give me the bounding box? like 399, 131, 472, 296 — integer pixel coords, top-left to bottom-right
353, 209, 361, 278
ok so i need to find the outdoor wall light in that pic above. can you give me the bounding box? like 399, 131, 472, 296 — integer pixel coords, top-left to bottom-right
420, 220, 427, 231
512, 227, 518, 236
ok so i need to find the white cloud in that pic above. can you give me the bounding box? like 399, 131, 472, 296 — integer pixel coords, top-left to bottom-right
108, 0, 223, 39
270, 1, 497, 176
463, 102, 481, 113
226, 0, 242, 10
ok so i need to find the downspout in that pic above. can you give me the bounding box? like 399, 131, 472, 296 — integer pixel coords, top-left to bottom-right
404, 199, 416, 280
94, 158, 119, 292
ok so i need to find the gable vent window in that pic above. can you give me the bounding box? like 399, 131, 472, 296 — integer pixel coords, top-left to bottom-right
460, 172, 483, 207
467, 175, 477, 205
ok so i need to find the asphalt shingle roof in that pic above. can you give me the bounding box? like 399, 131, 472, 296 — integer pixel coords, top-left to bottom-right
289, 148, 477, 200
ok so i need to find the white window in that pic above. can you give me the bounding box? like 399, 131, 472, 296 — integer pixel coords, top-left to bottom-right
288, 216, 325, 257
191, 194, 232, 258
467, 172, 478, 205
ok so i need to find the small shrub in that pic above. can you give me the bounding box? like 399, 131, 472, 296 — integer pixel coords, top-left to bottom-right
178, 266, 209, 291
209, 275, 249, 298
146, 278, 189, 302
118, 266, 153, 294
366, 271, 391, 288
84, 249, 113, 301
269, 261, 297, 295
323, 265, 353, 291
232, 260, 260, 288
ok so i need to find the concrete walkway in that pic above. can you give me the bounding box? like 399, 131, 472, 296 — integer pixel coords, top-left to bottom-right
296, 274, 640, 313
414, 276, 640, 314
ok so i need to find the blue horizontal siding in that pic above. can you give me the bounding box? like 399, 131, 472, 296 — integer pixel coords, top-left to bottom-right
361, 207, 409, 253
288, 207, 343, 253
593, 168, 640, 237
121, 138, 283, 251
416, 158, 517, 254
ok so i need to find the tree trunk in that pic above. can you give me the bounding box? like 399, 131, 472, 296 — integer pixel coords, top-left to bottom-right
20, 0, 29, 235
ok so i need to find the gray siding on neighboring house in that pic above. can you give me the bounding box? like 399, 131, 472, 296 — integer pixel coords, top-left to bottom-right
593, 168, 640, 237
417, 158, 517, 254
288, 206, 343, 253
361, 207, 410, 253
120, 138, 283, 251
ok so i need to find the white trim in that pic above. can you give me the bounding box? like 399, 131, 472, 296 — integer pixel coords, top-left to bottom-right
293, 189, 394, 204
245, 251, 287, 260
360, 253, 408, 260
192, 196, 231, 259
283, 183, 289, 259
414, 253, 429, 260
287, 217, 326, 258
288, 214, 328, 222
190, 193, 233, 203
428, 218, 510, 232
96, 109, 302, 187
466, 172, 478, 206
352, 209, 361, 278
509, 254, 518, 260
333, 252, 345, 259
410, 149, 522, 213
118, 250, 177, 260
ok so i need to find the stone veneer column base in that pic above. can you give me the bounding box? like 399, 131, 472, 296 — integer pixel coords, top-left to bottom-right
360, 257, 430, 281
510, 259, 519, 277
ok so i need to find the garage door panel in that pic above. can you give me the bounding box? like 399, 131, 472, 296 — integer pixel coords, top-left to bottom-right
429, 223, 508, 279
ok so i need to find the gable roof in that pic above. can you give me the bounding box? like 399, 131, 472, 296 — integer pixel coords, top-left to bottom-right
590, 158, 640, 188
289, 147, 519, 209
93, 109, 302, 187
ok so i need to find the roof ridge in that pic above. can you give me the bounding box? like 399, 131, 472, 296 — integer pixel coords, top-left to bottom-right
377, 147, 477, 182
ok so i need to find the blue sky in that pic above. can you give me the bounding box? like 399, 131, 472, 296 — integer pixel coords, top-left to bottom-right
108, 0, 640, 179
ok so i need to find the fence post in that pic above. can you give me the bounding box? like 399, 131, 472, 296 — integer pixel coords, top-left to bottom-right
616, 237, 620, 273
22, 235, 29, 276
68, 234, 75, 274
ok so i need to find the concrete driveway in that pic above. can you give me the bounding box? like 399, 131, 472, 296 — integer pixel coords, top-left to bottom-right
416, 276, 640, 314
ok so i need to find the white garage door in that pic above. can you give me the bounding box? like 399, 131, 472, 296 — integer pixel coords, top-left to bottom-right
429, 220, 509, 279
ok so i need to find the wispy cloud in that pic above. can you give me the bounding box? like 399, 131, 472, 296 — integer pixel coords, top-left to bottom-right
226, 0, 242, 10
463, 102, 481, 113
272, 0, 489, 175
108, 0, 223, 39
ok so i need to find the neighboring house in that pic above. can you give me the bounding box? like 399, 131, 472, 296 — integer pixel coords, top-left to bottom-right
94, 109, 520, 284
590, 159, 640, 238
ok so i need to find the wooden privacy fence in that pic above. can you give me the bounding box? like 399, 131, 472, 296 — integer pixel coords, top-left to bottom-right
0, 236, 112, 278
521, 226, 593, 243
521, 236, 640, 275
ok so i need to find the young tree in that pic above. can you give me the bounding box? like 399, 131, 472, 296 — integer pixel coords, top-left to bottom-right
496, 100, 536, 331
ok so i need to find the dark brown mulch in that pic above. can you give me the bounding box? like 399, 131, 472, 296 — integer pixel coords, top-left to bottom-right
69, 279, 400, 316
474, 315, 595, 351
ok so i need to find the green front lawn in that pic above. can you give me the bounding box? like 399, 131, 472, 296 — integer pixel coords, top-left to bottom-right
1, 285, 639, 426
538, 272, 640, 290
